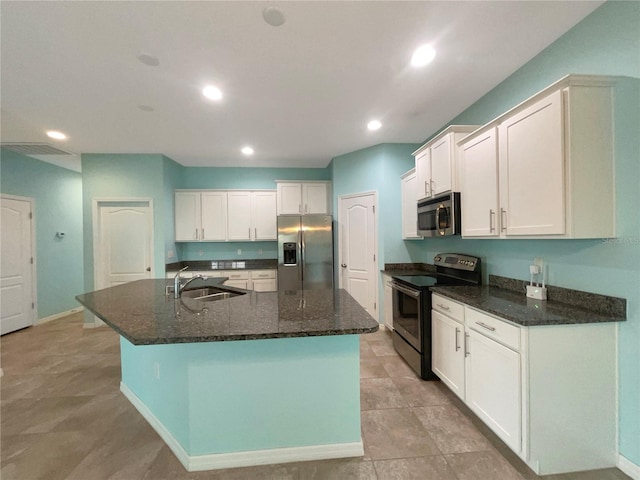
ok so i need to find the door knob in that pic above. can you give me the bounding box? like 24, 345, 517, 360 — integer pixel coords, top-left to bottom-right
146, 267, 151, 272
341, 263, 347, 268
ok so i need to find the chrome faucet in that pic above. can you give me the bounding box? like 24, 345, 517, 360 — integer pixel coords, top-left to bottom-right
174, 266, 189, 298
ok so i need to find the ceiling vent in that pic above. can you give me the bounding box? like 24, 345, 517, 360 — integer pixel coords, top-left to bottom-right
1, 142, 75, 156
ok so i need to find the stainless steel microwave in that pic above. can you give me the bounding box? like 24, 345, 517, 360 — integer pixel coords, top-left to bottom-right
417, 192, 461, 237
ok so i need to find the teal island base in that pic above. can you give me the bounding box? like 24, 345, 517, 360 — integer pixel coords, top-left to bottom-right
119, 334, 363, 472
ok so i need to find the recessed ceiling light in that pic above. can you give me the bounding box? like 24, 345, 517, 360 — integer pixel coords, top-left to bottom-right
202, 85, 223, 101
46, 130, 67, 140
263, 6, 286, 27
137, 53, 160, 67
367, 120, 382, 131
241, 146, 254, 156
411, 45, 436, 67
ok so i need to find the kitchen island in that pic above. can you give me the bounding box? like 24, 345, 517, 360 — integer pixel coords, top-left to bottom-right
76, 279, 378, 472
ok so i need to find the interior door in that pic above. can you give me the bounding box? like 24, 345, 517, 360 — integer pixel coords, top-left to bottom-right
97, 202, 153, 288
1, 196, 34, 334
339, 193, 377, 315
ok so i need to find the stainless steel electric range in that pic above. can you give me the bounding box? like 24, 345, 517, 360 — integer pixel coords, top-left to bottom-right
391, 253, 481, 380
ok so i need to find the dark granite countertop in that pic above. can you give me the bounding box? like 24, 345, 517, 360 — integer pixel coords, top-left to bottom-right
166, 259, 277, 273
430, 284, 626, 327
381, 262, 435, 277
76, 279, 379, 345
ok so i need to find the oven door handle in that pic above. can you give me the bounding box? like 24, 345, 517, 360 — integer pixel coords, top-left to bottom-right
391, 282, 421, 298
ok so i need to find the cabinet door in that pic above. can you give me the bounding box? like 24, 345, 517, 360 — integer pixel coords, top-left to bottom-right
201, 192, 227, 241
302, 183, 329, 214
277, 183, 303, 215
251, 191, 277, 240
459, 128, 499, 237
175, 192, 201, 241
251, 278, 277, 292
430, 134, 453, 196
401, 170, 421, 239
499, 90, 565, 236
223, 279, 249, 289
465, 328, 522, 453
414, 150, 431, 199
432, 310, 466, 400
383, 276, 393, 330
227, 191, 252, 240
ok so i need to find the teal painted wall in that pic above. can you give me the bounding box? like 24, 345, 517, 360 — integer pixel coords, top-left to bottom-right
420, 1, 640, 464
162, 156, 185, 263
181, 166, 330, 190
0, 149, 84, 318
81, 154, 168, 293
121, 335, 361, 455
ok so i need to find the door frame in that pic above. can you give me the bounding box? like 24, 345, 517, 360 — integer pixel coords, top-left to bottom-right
1, 193, 38, 324
337, 190, 379, 313
92, 197, 155, 292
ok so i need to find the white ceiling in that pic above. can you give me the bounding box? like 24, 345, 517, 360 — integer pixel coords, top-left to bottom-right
1, 1, 603, 169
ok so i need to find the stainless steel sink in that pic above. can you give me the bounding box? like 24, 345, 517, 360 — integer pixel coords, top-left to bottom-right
181, 286, 245, 302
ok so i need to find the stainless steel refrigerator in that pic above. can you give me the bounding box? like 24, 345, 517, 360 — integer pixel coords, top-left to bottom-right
277, 215, 334, 291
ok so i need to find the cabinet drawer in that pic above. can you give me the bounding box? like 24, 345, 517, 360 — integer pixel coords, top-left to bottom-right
221, 270, 250, 280
432, 294, 464, 321
251, 270, 276, 280
465, 307, 520, 351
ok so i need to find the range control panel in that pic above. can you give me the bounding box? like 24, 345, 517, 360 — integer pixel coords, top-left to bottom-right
433, 253, 480, 272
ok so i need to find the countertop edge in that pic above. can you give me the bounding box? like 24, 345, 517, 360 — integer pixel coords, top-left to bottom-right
430, 286, 626, 327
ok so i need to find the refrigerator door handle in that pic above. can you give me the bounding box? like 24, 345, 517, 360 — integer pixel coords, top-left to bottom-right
300, 227, 305, 282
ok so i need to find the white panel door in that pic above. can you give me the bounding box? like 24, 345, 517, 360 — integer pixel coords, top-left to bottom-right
460, 128, 499, 237
98, 204, 153, 287
432, 310, 465, 400
175, 191, 201, 241
430, 134, 452, 196
201, 192, 227, 241
227, 192, 252, 240
465, 328, 522, 453
499, 89, 565, 235
303, 183, 329, 214
1, 197, 34, 334
251, 191, 277, 240
339, 193, 377, 315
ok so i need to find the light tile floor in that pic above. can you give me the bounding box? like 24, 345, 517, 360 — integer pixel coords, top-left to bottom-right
0, 314, 631, 480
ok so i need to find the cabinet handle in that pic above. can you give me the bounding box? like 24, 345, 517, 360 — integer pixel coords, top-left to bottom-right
424, 181, 429, 195
201, 228, 204, 239
475, 321, 496, 332
436, 303, 450, 310
254, 227, 257, 239
299, 204, 302, 213
500, 208, 507, 232
305, 203, 308, 213
455, 327, 460, 352
464, 332, 470, 357
489, 209, 495, 233
248, 227, 251, 238
430, 179, 435, 196
194, 229, 198, 240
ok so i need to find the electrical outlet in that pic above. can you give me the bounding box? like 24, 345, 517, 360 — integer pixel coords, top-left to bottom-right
199, 250, 204, 256
258, 249, 263, 255
237, 249, 242, 255
167, 250, 174, 259
533, 257, 544, 268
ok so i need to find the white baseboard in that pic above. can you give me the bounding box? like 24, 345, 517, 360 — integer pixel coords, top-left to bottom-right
618, 455, 640, 480
38, 307, 84, 325
120, 382, 364, 472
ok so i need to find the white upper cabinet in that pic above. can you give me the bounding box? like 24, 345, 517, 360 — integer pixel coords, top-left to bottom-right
175, 191, 202, 241
276, 181, 331, 215
459, 128, 499, 237
400, 169, 422, 240
459, 75, 615, 239
175, 190, 276, 242
251, 191, 277, 240
227, 191, 252, 241
413, 126, 479, 201
201, 192, 228, 241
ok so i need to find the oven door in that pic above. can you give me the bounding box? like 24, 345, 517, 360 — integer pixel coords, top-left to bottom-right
391, 281, 422, 352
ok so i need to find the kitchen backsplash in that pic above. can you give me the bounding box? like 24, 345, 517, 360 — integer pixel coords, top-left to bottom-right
177, 241, 277, 261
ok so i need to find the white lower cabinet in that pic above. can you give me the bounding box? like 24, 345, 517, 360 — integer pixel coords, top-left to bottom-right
248, 270, 277, 292
432, 293, 616, 475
